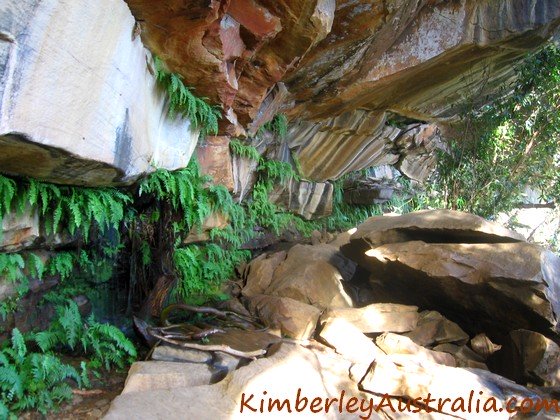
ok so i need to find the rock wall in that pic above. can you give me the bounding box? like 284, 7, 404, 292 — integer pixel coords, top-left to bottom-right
1, 0, 558, 187
122, 0, 559, 181
0, 0, 198, 186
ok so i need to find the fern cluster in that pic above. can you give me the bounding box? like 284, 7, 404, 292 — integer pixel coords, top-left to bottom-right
154, 57, 221, 137
260, 114, 289, 139
257, 160, 300, 185
0, 301, 136, 416
0, 174, 131, 240
35, 301, 136, 371
0, 253, 42, 320
229, 139, 261, 161
172, 245, 249, 303
0, 328, 83, 416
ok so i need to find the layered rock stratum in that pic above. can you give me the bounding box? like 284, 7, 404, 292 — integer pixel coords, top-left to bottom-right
1, 0, 559, 185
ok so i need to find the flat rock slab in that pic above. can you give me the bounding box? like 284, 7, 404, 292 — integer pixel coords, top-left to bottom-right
151, 345, 212, 364
376, 333, 456, 367
342, 209, 525, 262
361, 356, 546, 419
354, 207, 525, 244
319, 318, 385, 364
320, 303, 419, 333
106, 343, 380, 419
121, 362, 214, 394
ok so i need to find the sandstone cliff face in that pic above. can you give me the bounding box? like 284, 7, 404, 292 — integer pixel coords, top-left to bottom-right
123, 0, 559, 181
0, 0, 198, 186
1, 0, 558, 187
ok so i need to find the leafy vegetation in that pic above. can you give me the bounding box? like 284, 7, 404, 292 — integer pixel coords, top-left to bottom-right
0, 328, 82, 417
35, 301, 136, 371
423, 45, 560, 218
0, 301, 135, 417
260, 114, 289, 139
229, 139, 261, 162
0, 174, 131, 240
172, 245, 250, 302
153, 57, 221, 137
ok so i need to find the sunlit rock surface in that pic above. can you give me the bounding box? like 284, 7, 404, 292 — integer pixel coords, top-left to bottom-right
124, 0, 559, 180
0, 0, 198, 186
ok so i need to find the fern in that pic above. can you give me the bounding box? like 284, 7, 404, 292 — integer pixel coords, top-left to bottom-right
0, 253, 25, 283
172, 244, 250, 303
258, 159, 300, 184
259, 114, 288, 139
260, 114, 289, 139
0, 328, 82, 416
0, 176, 17, 222
153, 57, 221, 137
229, 139, 261, 161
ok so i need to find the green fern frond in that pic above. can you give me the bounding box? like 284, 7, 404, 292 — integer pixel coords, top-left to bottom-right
259, 114, 289, 139
153, 56, 222, 136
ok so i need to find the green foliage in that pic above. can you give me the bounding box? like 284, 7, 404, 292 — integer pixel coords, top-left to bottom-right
34, 301, 136, 371
139, 160, 213, 230
154, 57, 221, 137
260, 114, 289, 139
0, 174, 131, 240
427, 44, 560, 218
0, 254, 25, 284
0, 302, 136, 416
0, 328, 82, 416
229, 139, 261, 161
257, 160, 300, 184
172, 245, 250, 303
0, 177, 16, 226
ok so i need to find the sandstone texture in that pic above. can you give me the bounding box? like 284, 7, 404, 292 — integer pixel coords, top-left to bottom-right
77, 0, 560, 183
0, 0, 198, 186
110, 211, 560, 418
269, 178, 334, 220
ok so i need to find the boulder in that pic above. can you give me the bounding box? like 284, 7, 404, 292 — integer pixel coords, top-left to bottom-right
254, 244, 355, 310
268, 178, 334, 220
493, 330, 560, 387
245, 294, 321, 340
510, 330, 560, 387
348, 239, 560, 338
375, 333, 456, 367
1, 0, 197, 186
360, 356, 548, 418
320, 303, 419, 334
241, 251, 287, 298
319, 318, 385, 365
404, 311, 470, 348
